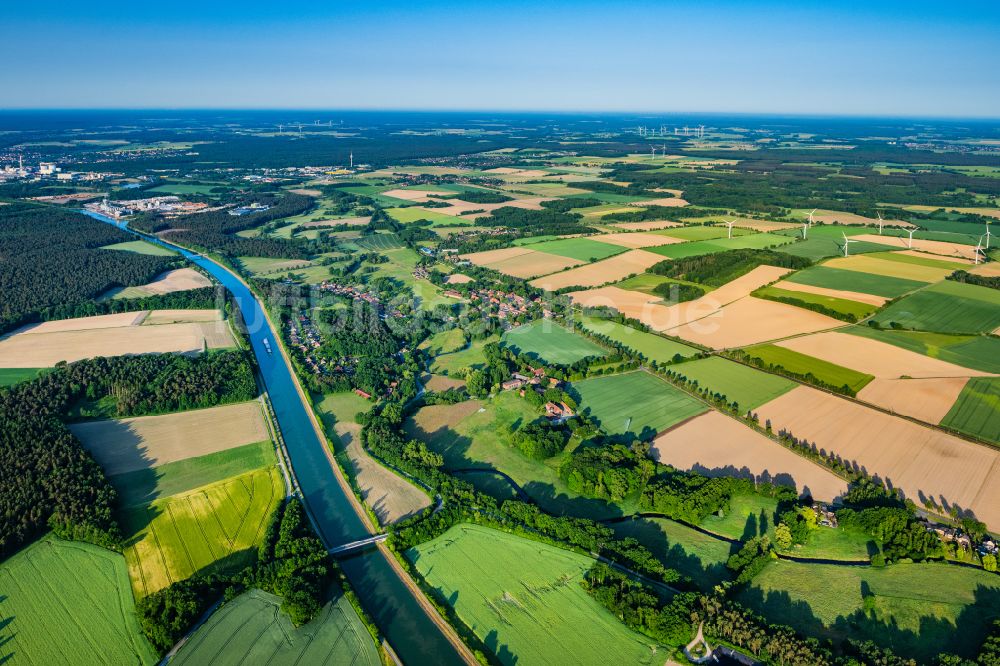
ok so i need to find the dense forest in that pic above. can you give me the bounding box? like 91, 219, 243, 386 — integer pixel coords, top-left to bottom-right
0, 202, 173, 332
649, 248, 813, 286
0, 351, 257, 558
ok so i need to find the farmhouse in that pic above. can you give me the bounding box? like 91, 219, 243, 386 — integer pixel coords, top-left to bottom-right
545, 401, 574, 421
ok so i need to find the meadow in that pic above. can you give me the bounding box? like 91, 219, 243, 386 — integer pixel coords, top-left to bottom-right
407, 524, 666, 666
609, 516, 734, 589
172, 588, 379, 666
743, 344, 874, 394
755, 284, 878, 320
570, 371, 707, 437
101, 239, 177, 256
646, 232, 793, 259
386, 206, 469, 226
872, 279, 1000, 333
847, 326, 1000, 373
670, 356, 797, 411
524, 237, 625, 261
431, 335, 499, 376
501, 321, 607, 365
418, 327, 467, 356
0, 367, 44, 386
578, 316, 697, 363
940, 377, 1000, 444
739, 560, 1000, 662
0, 536, 158, 665
121, 466, 284, 597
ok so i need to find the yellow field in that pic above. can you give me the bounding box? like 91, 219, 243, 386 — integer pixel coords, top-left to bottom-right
857, 377, 970, 424
608, 220, 683, 231
530, 249, 664, 291
593, 232, 682, 249
823, 255, 955, 282
850, 234, 980, 261
122, 466, 283, 597
71, 401, 269, 475
487, 251, 583, 278
756, 386, 1000, 531
775, 331, 992, 379
0, 309, 233, 367
652, 411, 848, 501
770, 280, 888, 306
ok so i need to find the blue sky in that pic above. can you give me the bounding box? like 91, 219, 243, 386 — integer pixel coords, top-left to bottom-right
2, 0, 998, 116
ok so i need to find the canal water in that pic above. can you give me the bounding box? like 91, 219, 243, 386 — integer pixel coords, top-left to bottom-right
84, 211, 465, 665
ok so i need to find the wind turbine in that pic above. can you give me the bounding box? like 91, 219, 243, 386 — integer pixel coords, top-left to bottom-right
801, 221, 809, 239
906, 227, 917, 248
842, 233, 859, 257
985, 220, 992, 249
807, 208, 817, 226
973, 236, 984, 265
725, 219, 737, 239
650, 146, 656, 160
876, 210, 884, 235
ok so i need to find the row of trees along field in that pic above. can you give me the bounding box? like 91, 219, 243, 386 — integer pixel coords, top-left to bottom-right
0, 351, 257, 558
137, 497, 333, 653
0, 202, 174, 333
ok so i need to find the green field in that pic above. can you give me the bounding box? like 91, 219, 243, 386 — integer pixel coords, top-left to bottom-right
777, 230, 898, 261
784, 265, 924, 298
609, 517, 733, 589
940, 377, 1000, 444
172, 588, 379, 666
407, 524, 666, 665
847, 327, 1000, 373
671, 356, 797, 411
571, 371, 707, 438
647, 233, 793, 259
354, 232, 405, 250
109, 440, 275, 507
121, 466, 284, 597
0, 536, 158, 664
871, 280, 1000, 333
739, 560, 1000, 662
0, 367, 44, 387
431, 335, 499, 376
615, 272, 704, 297
755, 285, 878, 320
579, 316, 697, 363
526, 237, 625, 261
700, 493, 779, 540
743, 344, 874, 394
872, 251, 969, 271
418, 328, 467, 356
149, 183, 219, 195
237, 255, 314, 277
386, 206, 469, 227
100, 239, 177, 256
501, 321, 607, 365
656, 226, 749, 241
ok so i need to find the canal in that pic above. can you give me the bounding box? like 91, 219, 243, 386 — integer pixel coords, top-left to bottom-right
84, 211, 467, 665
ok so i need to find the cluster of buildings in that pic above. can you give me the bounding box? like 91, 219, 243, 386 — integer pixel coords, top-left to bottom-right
286, 312, 327, 375
468, 288, 539, 320
499, 369, 573, 422
229, 202, 271, 216
924, 522, 999, 558
85, 196, 208, 220
0, 158, 110, 183
316, 281, 404, 319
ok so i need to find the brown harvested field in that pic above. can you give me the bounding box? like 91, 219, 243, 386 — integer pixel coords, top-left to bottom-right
382, 188, 454, 202
895, 249, 974, 265
651, 411, 848, 501
450, 196, 552, 216
756, 386, 1000, 531
529, 249, 665, 291
288, 188, 323, 196
630, 197, 689, 207
423, 374, 466, 392
857, 377, 969, 424
301, 216, 371, 227
70, 401, 269, 475
336, 422, 431, 525
850, 234, 980, 261
970, 262, 1000, 277
769, 280, 888, 307
143, 309, 222, 324
724, 219, 801, 232
9, 311, 148, 335
701, 265, 792, 303
135, 268, 212, 295
663, 296, 842, 349
569, 286, 662, 316
444, 273, 474, 284
0, 310, 233, 367
488, 251, 583, 279
822, 255, 954, 282
898, 205, 1000, 220
813, 210, 912, 227
594, 232, 684, 249
462, 246, 533, 266
408, 400, 483, 435
775, 331, 992, 379
609, 221, 683, 231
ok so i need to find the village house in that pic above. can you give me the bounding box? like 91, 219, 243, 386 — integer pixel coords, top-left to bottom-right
545, 401, 574, 421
